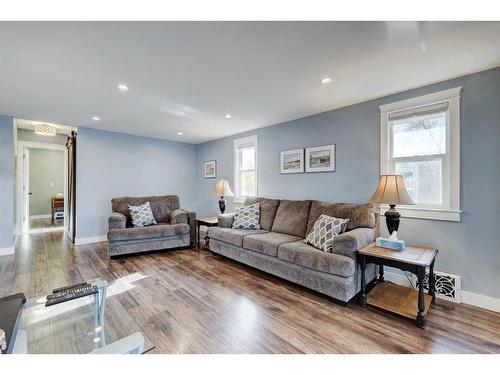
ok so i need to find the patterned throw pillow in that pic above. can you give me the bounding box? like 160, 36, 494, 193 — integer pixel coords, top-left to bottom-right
128, 201, 157, 227
232, 203, 261, 230
305, 214, 349, 252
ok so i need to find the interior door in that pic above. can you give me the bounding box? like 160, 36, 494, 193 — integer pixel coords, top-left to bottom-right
65, 131, 77, 243
22, 147, 30, 232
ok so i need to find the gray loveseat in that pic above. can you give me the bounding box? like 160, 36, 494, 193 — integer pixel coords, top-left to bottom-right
210, 197, 377, 304
107, 195, 196, 257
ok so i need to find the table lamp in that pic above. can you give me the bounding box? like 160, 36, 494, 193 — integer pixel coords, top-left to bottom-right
212, 179, 234, 214
368, 175, 415, 242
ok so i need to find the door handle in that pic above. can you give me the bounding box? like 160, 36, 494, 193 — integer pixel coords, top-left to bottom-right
28, 192, 33, 195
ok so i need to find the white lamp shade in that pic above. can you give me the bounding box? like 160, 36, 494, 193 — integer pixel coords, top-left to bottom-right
212, 179, 234, 197
368, 175, 415, 205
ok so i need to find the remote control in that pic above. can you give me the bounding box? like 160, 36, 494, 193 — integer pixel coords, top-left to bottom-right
45, 284, 98, 307
52, 282, 89, 294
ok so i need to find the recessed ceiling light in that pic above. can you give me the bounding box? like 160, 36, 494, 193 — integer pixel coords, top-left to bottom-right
92, 116, 100, 121
321, 77, 332, 85
225, 114, 232, 119
177, 132, 184, 136
117, 84, 129, 92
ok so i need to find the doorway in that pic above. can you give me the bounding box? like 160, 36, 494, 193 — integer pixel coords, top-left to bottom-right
17, 142, 67, 233
15, 118, 77, 240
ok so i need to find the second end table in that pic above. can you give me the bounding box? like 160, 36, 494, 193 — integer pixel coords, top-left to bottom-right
357, 242, 438, 328
196, 217, 218, 249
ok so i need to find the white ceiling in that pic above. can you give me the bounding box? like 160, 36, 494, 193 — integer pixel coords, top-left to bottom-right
1, 22, 499, 144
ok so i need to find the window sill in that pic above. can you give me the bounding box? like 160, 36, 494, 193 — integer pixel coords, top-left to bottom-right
379, 205, 462, 222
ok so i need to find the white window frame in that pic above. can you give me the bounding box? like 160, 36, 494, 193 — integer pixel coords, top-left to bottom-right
233, 135, 258, 204
379, 87, 462, 221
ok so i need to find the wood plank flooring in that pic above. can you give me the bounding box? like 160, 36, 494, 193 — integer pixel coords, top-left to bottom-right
1, 228, 499, 353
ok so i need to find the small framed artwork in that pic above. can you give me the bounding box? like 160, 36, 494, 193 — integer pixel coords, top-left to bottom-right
305, 144, 335, 173
280, 149, 304, 174
204, 160, 217, 179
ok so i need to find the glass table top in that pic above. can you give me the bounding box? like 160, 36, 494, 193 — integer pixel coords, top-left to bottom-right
18, 279, 154, 354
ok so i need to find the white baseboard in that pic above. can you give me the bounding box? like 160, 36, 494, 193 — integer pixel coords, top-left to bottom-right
30, 214, 52, 219
384, 271, 500, 313
75, 235, 107, 245
0, 245, 15, 256
461, 291, 500, 313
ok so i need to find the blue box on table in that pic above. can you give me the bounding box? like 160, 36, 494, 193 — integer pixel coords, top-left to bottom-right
376, 237, 405, 251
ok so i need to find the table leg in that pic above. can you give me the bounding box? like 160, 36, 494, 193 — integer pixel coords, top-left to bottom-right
196, 223, 201, 249
429, 260, 436, 303
378, 264, 385, 282
416, 266, 427, 328
359, 256, 367, 307
204, 229, 210, 247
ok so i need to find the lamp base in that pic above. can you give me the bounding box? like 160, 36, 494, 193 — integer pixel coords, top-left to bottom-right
384, 204, 401, 235
218, 197, 226, 214
388, 231, 399, 241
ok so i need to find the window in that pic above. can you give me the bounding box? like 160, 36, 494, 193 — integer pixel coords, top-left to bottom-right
234, 135, 257, 203
379, 87, 461, 221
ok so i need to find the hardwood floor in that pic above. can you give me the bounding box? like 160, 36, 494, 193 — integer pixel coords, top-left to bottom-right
1, 229, 499, 354
28, 217, 64, 231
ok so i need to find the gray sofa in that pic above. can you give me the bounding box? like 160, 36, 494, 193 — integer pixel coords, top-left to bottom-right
210, 197, 377, 304
107, 195, 196, 257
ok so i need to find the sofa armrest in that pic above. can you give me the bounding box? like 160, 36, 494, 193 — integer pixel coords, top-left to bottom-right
170, 209, 188, 224
108, 212, 127, 230
218, 213, 235, 228
173, 209, 196, 246
331, 228, 376, 258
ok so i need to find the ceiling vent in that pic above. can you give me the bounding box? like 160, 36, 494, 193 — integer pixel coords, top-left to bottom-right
34, 122, 57, 136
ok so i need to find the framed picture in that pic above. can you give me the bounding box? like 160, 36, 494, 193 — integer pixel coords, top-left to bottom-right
204, 160, 217, 179
280, 149, 304, 174
305, 144, 335, 173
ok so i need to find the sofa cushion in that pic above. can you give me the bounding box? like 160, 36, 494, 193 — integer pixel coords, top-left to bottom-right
243, 197, 281, 231
128, 201, 157, 227
108, 223, 189, 242
277, 240, 356, 278
243, 232, 301, 257
271, 200, 312, 237
111, 195, 180, 227
210, 227, 268, 247
306, 201, 375, 235
304, 214, 349, 252
232, 203, 261, 230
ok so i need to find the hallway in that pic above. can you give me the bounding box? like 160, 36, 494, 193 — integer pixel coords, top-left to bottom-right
28, 217, 64, 233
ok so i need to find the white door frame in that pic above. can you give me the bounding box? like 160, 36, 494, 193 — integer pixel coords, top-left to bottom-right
16, 141, 68, 234
22, 148, 30, 229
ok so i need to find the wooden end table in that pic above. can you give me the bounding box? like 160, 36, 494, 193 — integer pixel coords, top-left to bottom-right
357, 242, 438, 328
196, 217, 218, 249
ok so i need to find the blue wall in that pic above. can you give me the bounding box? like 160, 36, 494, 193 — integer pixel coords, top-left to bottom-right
195, 67, 500, 299
76, 127, 197, 239
0, 115, 15, 249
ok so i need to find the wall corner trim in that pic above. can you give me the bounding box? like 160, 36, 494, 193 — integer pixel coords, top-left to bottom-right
384, 271, 500, 313
75, 235, 107, 245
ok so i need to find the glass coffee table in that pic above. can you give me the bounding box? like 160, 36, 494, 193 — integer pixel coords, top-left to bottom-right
13, 279, 154, 354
